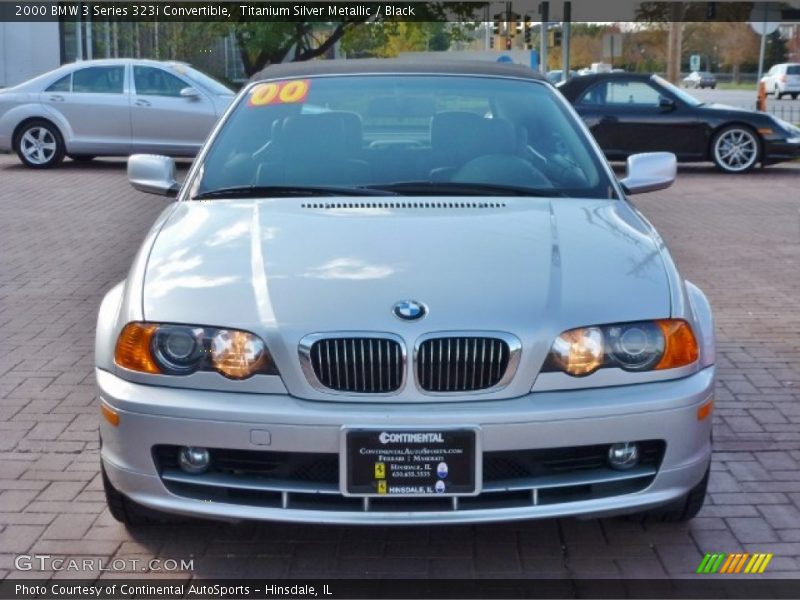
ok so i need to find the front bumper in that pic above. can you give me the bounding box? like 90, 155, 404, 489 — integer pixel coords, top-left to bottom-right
98, 366, 714, 524
763, 138, 800, 165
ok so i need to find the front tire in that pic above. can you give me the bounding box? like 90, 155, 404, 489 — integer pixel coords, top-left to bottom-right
102, 464, 182, 527
711, 125, 760, 173
629, 466, 709, 523
14, 120, 65, 168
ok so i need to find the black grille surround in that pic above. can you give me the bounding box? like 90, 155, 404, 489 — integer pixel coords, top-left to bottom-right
154, 441, 665, 514
303, 335, 404, 394
417, 336, 511, 392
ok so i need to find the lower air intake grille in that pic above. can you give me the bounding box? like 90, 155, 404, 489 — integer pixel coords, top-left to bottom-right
308, 337, 403, 393
417, 337, 511, 392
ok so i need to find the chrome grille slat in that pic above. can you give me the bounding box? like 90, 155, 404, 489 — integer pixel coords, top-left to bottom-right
308, 336, 403, 393
417, 336, 511, 393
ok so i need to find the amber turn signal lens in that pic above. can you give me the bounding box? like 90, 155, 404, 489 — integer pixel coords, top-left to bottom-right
114, 323, 161, 374
100, 402, 120, 427
697, 399, 714, 421
655, 319, 699, 370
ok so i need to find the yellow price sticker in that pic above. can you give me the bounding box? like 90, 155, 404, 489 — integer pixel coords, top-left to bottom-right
248, 79, 311, 107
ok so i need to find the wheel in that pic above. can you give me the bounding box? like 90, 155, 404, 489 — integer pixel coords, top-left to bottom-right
102, 464, 183, 527
710, 84, 716, 89
711, 125, 760, 173
630, 466, 709, 523
792, 94, 798, 100
68, 154, 96, 162
776, 90, 784, 100
14, 119, 65, 168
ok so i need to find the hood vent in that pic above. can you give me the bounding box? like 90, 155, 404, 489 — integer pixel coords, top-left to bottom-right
300, 201, 506, 210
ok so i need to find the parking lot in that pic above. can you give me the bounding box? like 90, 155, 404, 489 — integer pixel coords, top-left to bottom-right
0, 154, 799, 580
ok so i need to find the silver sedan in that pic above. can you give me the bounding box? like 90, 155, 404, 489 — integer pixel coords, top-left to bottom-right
0, 58, 235, 168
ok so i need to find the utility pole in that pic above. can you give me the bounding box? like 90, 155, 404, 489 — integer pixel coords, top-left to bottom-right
561, 1, 571, 81
539, 1, 549, 74
505, 1, 512, 51
666, 3, 683, 83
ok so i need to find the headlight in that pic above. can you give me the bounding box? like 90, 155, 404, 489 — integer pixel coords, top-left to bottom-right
543, 319, 698, 377
115, 322, 278, 379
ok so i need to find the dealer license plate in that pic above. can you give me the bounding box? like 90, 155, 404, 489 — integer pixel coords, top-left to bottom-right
342, 428, 480, 497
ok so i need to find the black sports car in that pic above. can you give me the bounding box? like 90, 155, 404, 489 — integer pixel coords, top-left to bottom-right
558, 73, 800, 173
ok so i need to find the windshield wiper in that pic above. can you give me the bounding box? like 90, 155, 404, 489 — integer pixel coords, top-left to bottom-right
362, 181, 564, 197
192, 185, 398, 200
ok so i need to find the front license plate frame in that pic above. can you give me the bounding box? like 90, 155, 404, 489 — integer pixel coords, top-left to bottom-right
340, 426, 481, 498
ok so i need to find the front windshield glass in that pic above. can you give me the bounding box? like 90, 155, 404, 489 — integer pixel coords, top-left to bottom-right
193, 74, 614, 198
652, 74, 703, 107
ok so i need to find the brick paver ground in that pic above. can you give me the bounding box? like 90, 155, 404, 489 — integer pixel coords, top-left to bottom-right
1, 155, 799, 580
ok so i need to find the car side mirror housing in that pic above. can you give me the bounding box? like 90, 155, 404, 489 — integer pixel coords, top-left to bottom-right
128, 154, 179, 197
180, 87, 200, 99
658, 96, 676, 110
619, 152, 676, 195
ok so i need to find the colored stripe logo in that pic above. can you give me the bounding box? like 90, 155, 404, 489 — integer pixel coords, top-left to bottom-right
696, 552, 773, 574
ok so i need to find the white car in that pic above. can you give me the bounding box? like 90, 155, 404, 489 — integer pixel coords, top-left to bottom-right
0, 59, 235, 168
761, 63, 800, 100
96, 60, 715, 526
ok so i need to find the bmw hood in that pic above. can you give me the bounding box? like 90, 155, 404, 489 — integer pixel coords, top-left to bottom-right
142, 197, 672, 396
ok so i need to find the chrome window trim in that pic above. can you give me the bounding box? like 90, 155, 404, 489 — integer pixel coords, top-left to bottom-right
298, 331, 408, 396
412, 331, 522, 396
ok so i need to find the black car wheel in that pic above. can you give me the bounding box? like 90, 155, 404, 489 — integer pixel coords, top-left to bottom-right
792, 93, 798, 100
711, 125, 760, 173
633, 466, 709, 522
102, 464, 184, 527
14, 119, 65, 168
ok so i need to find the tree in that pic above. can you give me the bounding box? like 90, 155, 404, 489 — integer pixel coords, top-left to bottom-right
235, 4, 480, 77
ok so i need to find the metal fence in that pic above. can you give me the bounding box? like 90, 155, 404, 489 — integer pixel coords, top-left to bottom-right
764, 103, 800, 124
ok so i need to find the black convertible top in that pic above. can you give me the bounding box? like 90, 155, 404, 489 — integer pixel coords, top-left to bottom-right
250, 58, 547, 83
557, 72, 656, 100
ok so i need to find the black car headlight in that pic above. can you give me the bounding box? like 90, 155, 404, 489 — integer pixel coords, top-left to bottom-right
543, 319, 698, 377
115, 322, 279, 379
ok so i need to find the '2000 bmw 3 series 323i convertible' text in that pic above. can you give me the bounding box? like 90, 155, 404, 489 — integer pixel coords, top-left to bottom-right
96, 60, 715, 526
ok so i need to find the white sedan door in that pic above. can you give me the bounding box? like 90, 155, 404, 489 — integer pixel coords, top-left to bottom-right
40, 64, 132, 155
130, 65, 218, 156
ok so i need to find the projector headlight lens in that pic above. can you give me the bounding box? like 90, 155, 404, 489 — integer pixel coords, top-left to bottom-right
544, 319, 698, 376
115, 322, 278, 379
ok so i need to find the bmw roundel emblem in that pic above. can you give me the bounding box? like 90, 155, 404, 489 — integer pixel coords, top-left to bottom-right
393, 300, 427, 321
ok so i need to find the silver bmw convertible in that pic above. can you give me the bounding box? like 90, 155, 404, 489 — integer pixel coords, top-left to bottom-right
96, 59, 715, 526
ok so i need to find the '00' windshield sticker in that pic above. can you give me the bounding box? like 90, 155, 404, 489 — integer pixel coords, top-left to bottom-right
248, 80, 311, 107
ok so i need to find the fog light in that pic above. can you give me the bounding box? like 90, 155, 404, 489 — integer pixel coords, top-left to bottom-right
178, 446, 210, 474
608, 442, 639, 470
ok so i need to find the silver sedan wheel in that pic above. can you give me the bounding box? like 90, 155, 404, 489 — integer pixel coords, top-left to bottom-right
713, 128, 758, 173
20, 126, 58, 165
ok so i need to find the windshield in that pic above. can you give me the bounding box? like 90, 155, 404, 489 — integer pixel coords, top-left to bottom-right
192, 74, 614, 199
652, 74, 703, 107
170, 64, 233, 95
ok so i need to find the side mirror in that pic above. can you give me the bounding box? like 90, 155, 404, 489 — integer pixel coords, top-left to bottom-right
619, 152, 676, 195
180, 87, 200, 99
128, 154, 179, 196
658, 96, 676, 110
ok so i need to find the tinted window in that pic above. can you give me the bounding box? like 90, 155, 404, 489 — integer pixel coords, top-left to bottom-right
46, 74, 71, 92
580, 80, 660, 106
787, 65, 800, 75
194, 75, 614, 199
134, 66, 187, 97
72, 66, 124, 94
